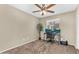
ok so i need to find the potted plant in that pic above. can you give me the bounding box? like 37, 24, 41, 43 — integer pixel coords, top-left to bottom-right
37, 23, 43, 40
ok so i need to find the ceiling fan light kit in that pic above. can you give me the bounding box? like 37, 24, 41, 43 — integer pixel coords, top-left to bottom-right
32, 4, 56, 16
40, 10, 46, 15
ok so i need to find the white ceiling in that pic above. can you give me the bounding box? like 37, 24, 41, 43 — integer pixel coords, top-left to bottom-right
10, 4, 78, 18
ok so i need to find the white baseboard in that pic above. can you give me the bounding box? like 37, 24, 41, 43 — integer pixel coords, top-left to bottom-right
75, 45, 79, 50
0, 39, 37, 53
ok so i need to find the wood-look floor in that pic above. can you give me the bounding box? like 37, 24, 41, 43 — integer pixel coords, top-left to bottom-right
2, 40, 79, 54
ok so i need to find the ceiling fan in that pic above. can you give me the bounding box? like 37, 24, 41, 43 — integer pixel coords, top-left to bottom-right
32, 4, 56, 16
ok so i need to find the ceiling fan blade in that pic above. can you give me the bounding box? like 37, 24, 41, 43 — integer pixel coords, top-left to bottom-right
32, 10, 40, 13
35, 4, 42, 9
46, 10, 55, 13
46, 4, 56, 9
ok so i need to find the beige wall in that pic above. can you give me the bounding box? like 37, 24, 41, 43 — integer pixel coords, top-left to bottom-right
0, 5, 39, 52
76, 5, 79, 49
40, 11, 76, 46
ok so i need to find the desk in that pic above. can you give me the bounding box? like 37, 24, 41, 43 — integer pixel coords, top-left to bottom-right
45, 29, 61, 43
